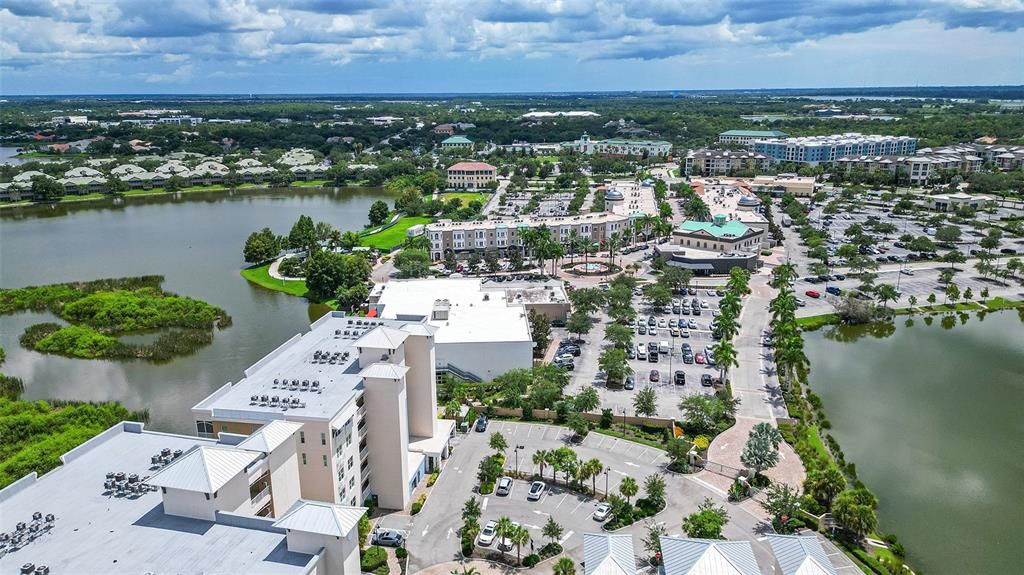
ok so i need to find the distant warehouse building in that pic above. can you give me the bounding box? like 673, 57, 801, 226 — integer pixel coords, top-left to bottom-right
446, 161, 496, 189
718, 130, 787, 145
572, 133, 671, 158
753, 133, 917, 166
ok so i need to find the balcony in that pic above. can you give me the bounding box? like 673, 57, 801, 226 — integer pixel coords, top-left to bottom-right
357, 405, 366, 419
250, 484, 271, 511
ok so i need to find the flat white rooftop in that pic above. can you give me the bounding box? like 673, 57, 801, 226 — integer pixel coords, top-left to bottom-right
0, 423, 314, 574
194, 312, 429, 422
371, 279, 532, 345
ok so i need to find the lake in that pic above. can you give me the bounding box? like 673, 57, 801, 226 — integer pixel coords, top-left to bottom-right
0, 186, 393, 433
805, 310, 1024, 575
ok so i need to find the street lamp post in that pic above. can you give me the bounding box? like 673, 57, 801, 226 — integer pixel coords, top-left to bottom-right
514, 445, 525, 475
604, 468, 610, 500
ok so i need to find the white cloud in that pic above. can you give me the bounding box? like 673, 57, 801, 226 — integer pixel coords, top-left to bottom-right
144, 63, 194, 83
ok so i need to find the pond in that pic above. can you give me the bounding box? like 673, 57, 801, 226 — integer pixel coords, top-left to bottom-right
0, 185, 394, 433
804, 310, 1024, 575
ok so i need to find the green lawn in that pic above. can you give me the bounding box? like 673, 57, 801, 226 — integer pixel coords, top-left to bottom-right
796, 313, 839, 330
240, 263, 309, 298
982, 297, 1024, 310
360, 216, 432, 250
438, 192, 488, 205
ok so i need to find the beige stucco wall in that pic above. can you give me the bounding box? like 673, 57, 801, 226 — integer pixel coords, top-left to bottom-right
403, 333, 437, 439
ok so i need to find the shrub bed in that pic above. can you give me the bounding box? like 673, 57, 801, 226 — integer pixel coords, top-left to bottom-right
360, 546, 388, 572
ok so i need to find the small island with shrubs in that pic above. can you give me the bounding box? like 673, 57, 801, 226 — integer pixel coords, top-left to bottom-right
0, 276, 231, 362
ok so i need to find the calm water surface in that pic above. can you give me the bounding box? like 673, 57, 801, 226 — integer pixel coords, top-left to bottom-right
0, 186, 393, 432
805, 310, 1024, 575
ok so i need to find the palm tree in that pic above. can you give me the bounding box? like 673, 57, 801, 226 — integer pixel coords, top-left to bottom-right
462, 496, 482, 523
533, 449, 549, 477
771, 262, 798, 289
637, 214, 659, 244
572, 234, 588, 268
606, 232, 622, 270
510, 525, 531, 565
619, 476, 638, 504
567, 230, 582, 264
875, 283, 900, 312
495, 516, 516, 549
450, 567, 480, 575
553, 557, 576, 575
579, 458, 602, 496
712, 340, 738, 382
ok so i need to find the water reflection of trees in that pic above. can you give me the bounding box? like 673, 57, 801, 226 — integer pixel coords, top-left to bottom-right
822, 320, 896, 343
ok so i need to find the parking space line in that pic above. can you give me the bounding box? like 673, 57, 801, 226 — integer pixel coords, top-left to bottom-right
559, 530, 574, 545
571, 499, 587, 514
553, 494, 568, 510
481, 497, 488, 510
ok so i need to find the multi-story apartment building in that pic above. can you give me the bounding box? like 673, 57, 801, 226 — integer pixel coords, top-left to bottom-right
753, 133, 918, 165
684, 149, 773, 175
425, 210, 633, 261
834, 143, 997, 184
717, 129, 787, 145
0, 419, 365, 574
193, 312, 454, 511
572, 133, 671, 158
446, 161, 497, 189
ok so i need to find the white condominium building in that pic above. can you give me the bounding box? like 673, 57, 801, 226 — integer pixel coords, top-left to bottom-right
193, 311, 454, 511
0, 420, 365, 574
753, 133, 918, 165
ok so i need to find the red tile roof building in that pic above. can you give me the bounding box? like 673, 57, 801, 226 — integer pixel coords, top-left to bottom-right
446, 162, 497, 189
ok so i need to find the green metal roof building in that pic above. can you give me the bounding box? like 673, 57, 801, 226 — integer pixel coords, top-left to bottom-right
441, 136, 473, 147
678, 217, 752, 239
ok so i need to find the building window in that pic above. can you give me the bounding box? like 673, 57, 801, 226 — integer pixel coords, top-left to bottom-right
323, 454, 328, 467
321, 433, 326, 446
221, 425, 228, 433
299, 431, 305, 444
302, 453, 307, 465
349, 477, 355, 488
196, 421, 213, 437
348, 456, 354, 469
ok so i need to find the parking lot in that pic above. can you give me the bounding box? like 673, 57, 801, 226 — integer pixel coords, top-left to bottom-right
561, 288, 723, 418
387, 420, 781, 573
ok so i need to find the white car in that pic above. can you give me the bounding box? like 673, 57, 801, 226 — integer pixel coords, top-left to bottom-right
478, 520, 498, 546
527, 481, 546, 501
680, 329, 690, 338
496, 476, 513, 496
700, 300, 709, 309
593, 503, 612, 521
658, 319, 667, 328
498, 521, 521, 551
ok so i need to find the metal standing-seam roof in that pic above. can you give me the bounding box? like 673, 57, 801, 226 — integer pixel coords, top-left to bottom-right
767, 535, 837, 575
352, 325, 410, 350
583, 533, 636, 575
273, 500, 367, 537
359, 362, 411, 380
147, 445, 260, 493
659, 537, 760, 575
237, 420, 305, 453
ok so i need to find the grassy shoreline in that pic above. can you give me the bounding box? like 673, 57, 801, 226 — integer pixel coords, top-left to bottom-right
797, 297, 1024, 331
0, 180, 369, 210
240, 263, 309, 298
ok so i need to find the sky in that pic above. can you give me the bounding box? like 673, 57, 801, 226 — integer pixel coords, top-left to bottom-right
1, 0, 1023, 95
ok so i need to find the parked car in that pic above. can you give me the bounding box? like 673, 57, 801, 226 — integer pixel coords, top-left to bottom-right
834, 274, 846, 280
701, 374, 714, 387
558, 345, 581, 356
694, 353, 706, 364
716, 290, 725, 296
647, 316, 657, 326
475, 416, 488, 432
373, 529, 405, 547
680, 329, 690, 338
527, 481, 546, 501
826, 286, 841, 296
593, 503, 612, 522
496, 476, 514, 496
498, 521, 521, 551
674, 370, 686, 385
900, 268, 914, 275
637, 325, 647, 335
805, 290, 821, 299
624, 373, 635, 390
670, 327, 680, 337
796, 298, 807, 307
478, 521, 498, 546
649, 369, 660, 382
649, 327, 658, 337
706, 290, 716, 296
658, 319, 667, 328
687, 320, 698, 329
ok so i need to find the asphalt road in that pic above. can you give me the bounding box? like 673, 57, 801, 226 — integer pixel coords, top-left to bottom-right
387, 420, 781, 574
